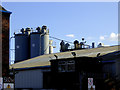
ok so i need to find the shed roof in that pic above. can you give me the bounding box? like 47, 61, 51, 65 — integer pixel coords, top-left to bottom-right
100, 50, 120, 61
0, 5, 12, 14
0, 5, 7, 11
10, 45, 120, 69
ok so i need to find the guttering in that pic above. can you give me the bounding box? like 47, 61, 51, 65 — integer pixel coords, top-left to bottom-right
0, 10, 12, 14
101, 60, 115, 63
10, 65, 50, 71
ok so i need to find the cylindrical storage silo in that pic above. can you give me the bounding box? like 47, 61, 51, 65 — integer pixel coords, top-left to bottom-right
30, 27, 42, 58
49, 40, 53, 54
15, 33, 29, 63
30, 32, 41, 58
41, 26, 49, 55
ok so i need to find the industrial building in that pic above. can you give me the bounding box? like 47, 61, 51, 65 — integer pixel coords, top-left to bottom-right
10, 45, 120, 90
1, 5, 120, 90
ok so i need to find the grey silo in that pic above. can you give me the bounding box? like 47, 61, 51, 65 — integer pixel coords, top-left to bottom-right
15, 28, 31, 63
41, 25, 49, 55
30, 27, 42, 58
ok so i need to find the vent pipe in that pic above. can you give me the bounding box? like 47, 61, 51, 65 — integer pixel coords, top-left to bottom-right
74, 40, 79, 49
25, 27, 31, 35
36, 27, 41, 33
49, 40, 53, 54
21, 28, 25, 34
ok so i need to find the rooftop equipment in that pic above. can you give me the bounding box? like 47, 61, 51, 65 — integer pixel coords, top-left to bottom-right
98, 43, 104, 48
36, 27, 41, 33
21, 28, 25, 34
65, 43, 70, 51
49, 40, 53, 54
74, 40, 79, 49
92, 42, 95, 48
60, 40, 65, 52
25, 27, 31, 35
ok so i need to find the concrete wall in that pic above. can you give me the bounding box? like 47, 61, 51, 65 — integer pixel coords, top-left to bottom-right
15, 69, 46, 89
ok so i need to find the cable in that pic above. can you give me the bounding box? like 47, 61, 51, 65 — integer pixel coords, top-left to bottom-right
49, 35, 73, 44
43, 35, 74, 54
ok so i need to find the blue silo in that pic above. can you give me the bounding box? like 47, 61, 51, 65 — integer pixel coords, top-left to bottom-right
15, 28, 31, 63
30, 27, 42, 58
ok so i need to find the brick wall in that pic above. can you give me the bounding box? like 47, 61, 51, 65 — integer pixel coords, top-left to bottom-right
1, 12, 10, 77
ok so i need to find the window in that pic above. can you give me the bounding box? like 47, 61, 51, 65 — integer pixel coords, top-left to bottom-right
58, 60, 75, 72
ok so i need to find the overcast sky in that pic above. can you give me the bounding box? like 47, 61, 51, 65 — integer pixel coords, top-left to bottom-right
1, 2, 118, 63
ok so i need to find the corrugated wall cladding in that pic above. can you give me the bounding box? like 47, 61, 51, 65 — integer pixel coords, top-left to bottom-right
15, 69, 44, 89
103, 63, 116, 76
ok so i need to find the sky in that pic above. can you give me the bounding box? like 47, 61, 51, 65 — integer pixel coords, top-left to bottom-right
1, 2, 119, 63
1, 0, 119, 2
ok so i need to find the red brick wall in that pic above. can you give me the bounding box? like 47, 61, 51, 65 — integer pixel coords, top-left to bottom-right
1, 12, 10, 77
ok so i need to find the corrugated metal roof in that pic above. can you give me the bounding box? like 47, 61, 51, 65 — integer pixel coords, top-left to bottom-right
10, 45, 120, 69
100, 51, 120, 61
